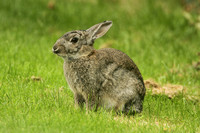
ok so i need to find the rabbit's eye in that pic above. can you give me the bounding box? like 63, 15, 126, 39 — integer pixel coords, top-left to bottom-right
70, 37, 78, 43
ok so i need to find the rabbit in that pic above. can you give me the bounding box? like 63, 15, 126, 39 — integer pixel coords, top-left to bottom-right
52, 21, 146, 114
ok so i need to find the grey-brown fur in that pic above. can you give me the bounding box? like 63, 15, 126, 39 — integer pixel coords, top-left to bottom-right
52, 21, 145, 114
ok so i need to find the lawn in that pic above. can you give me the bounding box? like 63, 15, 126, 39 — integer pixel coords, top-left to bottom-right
0, 0, 200, 132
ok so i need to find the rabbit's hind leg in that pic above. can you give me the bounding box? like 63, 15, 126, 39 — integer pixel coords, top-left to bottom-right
123, 97, 143, 115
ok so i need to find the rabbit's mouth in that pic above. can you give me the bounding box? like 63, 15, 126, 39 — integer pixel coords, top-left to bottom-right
52, 48, 68, 59
52, 45, 66, 54
52, 47, 60, 54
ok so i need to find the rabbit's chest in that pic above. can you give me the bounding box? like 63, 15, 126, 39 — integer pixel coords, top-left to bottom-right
64, 60, 100, 93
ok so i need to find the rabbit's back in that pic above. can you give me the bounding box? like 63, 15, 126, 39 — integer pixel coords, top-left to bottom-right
97, 48, 144, 85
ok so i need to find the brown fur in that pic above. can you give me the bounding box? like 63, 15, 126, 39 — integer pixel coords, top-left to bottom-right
52, 21, 145, 114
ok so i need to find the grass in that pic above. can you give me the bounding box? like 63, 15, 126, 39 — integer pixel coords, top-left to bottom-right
0, 0, 200, 132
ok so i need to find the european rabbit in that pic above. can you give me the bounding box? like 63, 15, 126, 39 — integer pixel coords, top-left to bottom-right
52, 21, 145, 114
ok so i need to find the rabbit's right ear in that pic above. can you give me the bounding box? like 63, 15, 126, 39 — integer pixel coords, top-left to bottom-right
86, 21, 112, 45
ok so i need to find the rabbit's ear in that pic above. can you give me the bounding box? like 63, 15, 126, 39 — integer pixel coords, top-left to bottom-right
86, 21, 112, 44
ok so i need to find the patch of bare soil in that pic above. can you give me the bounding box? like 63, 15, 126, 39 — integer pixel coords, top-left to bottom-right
144, 79, 185, 98
31, 76, 42, 81
144, 79, 200, 104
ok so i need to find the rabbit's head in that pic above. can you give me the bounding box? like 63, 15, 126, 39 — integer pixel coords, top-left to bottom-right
52, 21, 112, 59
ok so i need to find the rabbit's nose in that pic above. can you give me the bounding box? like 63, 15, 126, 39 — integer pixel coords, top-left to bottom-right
52, 46, 60, 54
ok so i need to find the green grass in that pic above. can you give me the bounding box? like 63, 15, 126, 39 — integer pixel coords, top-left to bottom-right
0, 0, 200, 132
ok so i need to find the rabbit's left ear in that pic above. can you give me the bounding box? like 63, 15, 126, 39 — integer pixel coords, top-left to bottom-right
86, 21, 112, 45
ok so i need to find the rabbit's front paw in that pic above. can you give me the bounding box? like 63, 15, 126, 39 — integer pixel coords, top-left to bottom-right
74, 93, 85, 109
